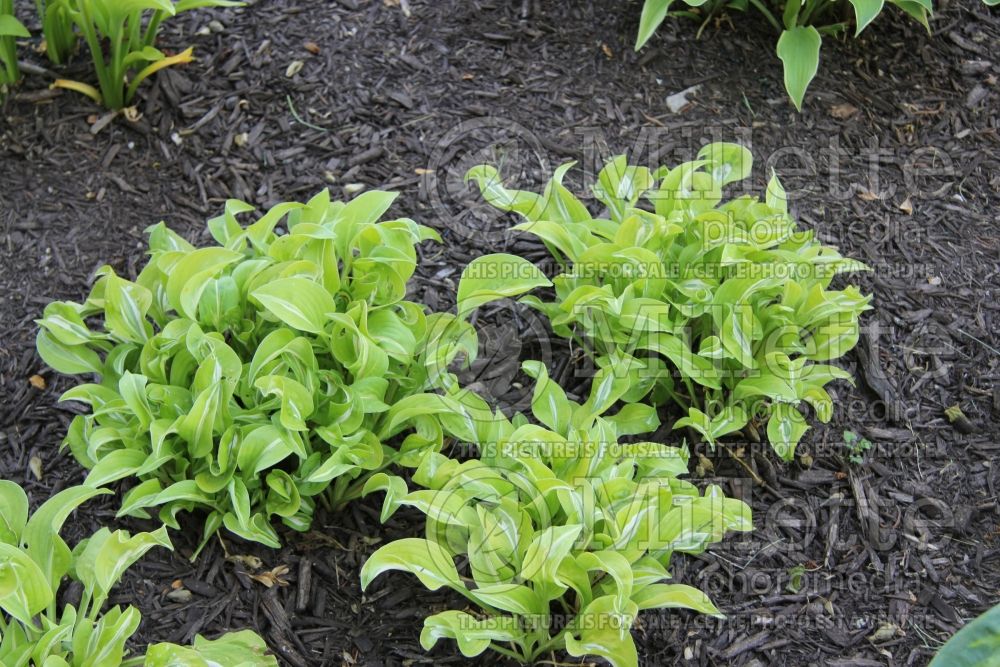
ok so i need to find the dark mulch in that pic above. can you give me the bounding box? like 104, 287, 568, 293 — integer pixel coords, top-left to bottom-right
2, 0, 999, 665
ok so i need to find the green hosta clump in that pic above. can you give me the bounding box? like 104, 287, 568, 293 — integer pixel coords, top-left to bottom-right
460, 144, 871, 460
361, 362, 751, 667
0, 480, 276, 666
36, 190, 478, 551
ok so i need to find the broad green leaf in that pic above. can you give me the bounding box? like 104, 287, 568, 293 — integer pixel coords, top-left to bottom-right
631, 583, 722, 615
255, 375, 314, 431
84, 449, 148, 487
776, 26, 821, 111
697, 143, 753, 187
252, 278, 336, 333
523, 360, 572, 434
36, 330, 103, 376
163, 248, 242, 319
520, 524, 583, 587
0, 543, 53, 627
565, 595, 639, 667
144, 629, 278, 667
767, 402, 809, 461
360, 538, 463, 592
104, 274, 153, 343
37, 302, 94, 346
456, 254, 551, 318
419, 610, 519, 658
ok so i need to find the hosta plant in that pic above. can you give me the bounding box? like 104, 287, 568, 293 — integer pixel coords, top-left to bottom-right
0, 480, 276, 666
0, 1, 28, 92
635, 0, 1000, 110
46, 0, 242, 109
362, 362, 752, 667
460, 144, 871, 460
36, 189, 478, 551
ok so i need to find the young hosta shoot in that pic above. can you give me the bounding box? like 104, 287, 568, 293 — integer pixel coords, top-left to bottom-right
36, 190, 478, 551
460, 144, 871, 461
46, 0, 242, 109
0, 1, 29, 91
362, 362, 751, 667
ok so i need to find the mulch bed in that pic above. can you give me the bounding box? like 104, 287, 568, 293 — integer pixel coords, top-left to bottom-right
1, 0, 999, 664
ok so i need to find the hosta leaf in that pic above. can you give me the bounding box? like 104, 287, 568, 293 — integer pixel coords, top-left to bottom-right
22, 486, 111, 592
565, 595, 639, 667
84, 449, 148, 487
605, 402, 660, 437
37, 302, 94, 347
74, 526, 171, 599
520, 524, 583, 589
164, 248, 242, 320
420, 610, 519, 658
76, 605, 141, 667
635, 0, 673, 50
631, 583, 722, 615
104, 274, 153, 343
360, 538, 463, 592
0, 481, 28, 546
144, 629, 278, 667
36, 330, 103, 376
457, 254, 552, 318
767, 402, 809, 461
776, 26, 822, 111
849, 0, 885, 35
697, 143, 752, 187
252, 278, 336, 334
255, 375, 314, 431
469, 583, 544, 617
465, 165, 545, 221
0, 15, 30, 38
0, 543, 53, 627
522, 360, 572, 434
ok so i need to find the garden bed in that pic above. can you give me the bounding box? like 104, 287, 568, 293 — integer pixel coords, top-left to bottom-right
1, 0, 998, 664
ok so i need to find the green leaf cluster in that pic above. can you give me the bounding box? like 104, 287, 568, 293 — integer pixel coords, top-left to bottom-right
461, 145, 871, 460
0, 480, 275, 666
36, 189, 477, 551
635, 0, 996, 110
362, 363, 752, 667
20, 0, 244, 109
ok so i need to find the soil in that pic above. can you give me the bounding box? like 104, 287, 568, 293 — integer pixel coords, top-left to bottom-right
2, 0, 999, 665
